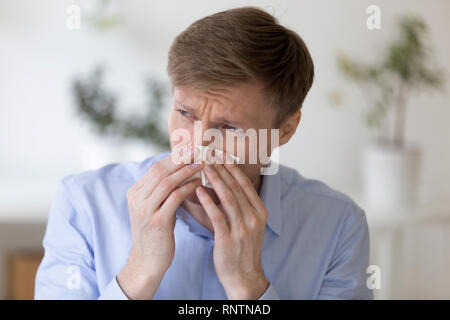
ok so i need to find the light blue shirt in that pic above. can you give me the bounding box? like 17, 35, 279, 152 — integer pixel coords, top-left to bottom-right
35, 152, 373, 299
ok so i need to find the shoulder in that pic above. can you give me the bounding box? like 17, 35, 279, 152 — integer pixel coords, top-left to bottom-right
63, 152, 169, 189
58, 152, 171, 208
277, 164, 366, 225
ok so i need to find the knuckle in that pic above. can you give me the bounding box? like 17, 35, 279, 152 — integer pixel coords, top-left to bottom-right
182, 166, 197, 178
230, 180, 240, 192
201, 194, 212, 205
126, 185, 137, 199
128, 195, 139, 210
151, 162, 164, 178
223, 190, 234, 204
248, 215, 259, 230
210, 214, 220, 222
242, 177, 252, 190
187, 163, 199, 172
169, 189, 182, 203
160, 177, 173, 191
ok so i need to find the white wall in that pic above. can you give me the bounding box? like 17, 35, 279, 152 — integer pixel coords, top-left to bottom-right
1, 0, 449, 208
1, 0, 449, 213
0, 0, 449, 300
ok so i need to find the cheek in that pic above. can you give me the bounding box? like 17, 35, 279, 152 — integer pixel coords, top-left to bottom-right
228, 134, 263, 166
168, 111, 195, 149
239, 163, 260, 187
168, 109, 178, 135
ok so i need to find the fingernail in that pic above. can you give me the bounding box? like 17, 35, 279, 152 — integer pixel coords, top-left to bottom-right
196, 187, 204, 197
191, 163, 202, 169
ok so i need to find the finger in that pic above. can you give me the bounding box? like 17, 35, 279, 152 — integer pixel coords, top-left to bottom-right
196, 186, 229, 236
223, 156, 267, 219
202, 163, 242, 226
131, 144, 195, 201
158, 178, 202, 219
131, 156, 183, 196
143, 163, 203, 214
171, 142, 200, 165
212, 162, 252, 223
204, 147, 224, 165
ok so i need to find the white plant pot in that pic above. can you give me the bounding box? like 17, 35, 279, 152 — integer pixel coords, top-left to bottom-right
362, 142, 422, 209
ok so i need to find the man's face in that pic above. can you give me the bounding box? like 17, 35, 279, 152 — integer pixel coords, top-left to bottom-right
167, 81, 278, 204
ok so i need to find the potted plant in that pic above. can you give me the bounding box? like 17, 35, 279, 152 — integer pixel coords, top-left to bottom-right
331, 15, 444, 209
72, 67, 171, 169
68, 1, 172, 169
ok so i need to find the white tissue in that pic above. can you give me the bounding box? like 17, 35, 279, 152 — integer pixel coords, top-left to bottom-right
185, 145, 240, 188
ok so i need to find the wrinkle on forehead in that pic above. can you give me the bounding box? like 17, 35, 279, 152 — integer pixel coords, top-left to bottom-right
175, 86, 240, 115
173, 82, 269, 127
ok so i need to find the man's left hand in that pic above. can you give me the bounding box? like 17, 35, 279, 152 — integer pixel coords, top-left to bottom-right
195, 158, 270, 300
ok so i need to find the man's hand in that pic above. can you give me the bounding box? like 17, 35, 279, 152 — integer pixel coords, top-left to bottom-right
117, 144, 202, 299
195, 156, 270, 300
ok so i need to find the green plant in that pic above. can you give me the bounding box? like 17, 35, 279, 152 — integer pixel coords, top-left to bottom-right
333, 15, 444, 148
72, 67, 171, 150
85, 0, 124, 31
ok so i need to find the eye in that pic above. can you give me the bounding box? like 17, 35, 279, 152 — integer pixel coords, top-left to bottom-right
223, 124, 237, 131
178, 109, 193, 118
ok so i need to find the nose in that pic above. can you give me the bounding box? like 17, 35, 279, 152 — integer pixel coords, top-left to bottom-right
191, 102, 224, 151
192, 119, 216, 148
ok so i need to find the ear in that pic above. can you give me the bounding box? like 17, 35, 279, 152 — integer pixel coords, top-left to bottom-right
279, 110, 301, 147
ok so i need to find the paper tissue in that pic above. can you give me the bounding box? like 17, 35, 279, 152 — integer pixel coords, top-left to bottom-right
185, 145, 241, 188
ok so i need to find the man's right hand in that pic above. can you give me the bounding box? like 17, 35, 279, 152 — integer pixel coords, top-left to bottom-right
117, 144, 201, 299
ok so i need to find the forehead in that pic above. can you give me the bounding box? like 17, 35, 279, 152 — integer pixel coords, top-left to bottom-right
173, 82, 269, 121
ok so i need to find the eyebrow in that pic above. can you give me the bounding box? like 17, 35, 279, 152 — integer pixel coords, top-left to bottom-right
175, 100, 242, 126
176, 101, 196, 114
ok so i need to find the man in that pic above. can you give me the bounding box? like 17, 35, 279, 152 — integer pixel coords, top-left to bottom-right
35, 7, 372, 300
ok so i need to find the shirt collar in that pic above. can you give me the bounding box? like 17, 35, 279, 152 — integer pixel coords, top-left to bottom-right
258, 170, 282, 237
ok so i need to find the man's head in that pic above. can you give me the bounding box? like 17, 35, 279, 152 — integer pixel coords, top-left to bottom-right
166, 6, 314, 202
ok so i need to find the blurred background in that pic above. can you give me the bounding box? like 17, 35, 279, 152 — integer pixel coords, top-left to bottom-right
0, 0, 449, 299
